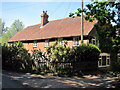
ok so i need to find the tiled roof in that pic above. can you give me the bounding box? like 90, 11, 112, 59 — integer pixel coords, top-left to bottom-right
8, 17, 96, 42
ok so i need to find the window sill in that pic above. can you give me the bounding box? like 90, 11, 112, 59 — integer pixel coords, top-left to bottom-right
33, 46, 37, 48
72, 45, 79, 47
98, 65, 110, 68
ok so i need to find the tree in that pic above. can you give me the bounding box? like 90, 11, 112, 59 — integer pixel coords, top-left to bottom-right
10, 19, 24, 35
69, 0, 120, 53
0, 18, 8, 37
0, 19, 24, 46
69, 0, 120, 71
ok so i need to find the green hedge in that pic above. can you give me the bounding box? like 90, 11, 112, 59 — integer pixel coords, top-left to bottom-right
69, 44, 101, 62
46, 41, 101, 75
3, 41, 101, 76
2, 41, 34, 72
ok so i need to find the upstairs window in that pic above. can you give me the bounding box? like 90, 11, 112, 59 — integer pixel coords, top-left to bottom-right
91, 38, 96, 45
45, 39, 49, 47
33, 41, 37, 48
58, 38, 63, 45
91, 37, 99, 47
73, 37, 79, 46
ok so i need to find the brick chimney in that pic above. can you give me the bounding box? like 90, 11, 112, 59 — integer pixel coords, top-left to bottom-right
41, 11, 49, 27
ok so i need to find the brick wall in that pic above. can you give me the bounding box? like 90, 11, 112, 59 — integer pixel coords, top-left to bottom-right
23, 39, 89, 55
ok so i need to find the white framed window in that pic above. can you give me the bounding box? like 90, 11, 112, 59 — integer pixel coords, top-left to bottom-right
98, 53, 110, 67
91, 37, 99, 47
58, 38, 63, 45
91, 37, 96, 45
73, 37, 79, 46
33, 41, 37, 48
45, 39, 49, 47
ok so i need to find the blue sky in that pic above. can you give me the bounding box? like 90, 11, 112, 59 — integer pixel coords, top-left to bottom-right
2, 1, 92, 28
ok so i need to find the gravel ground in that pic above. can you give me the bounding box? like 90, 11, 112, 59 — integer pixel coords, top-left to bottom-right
2, 70, 119, 88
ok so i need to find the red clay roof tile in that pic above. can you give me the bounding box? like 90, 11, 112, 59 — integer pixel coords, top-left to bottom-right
8, 16, 96, 42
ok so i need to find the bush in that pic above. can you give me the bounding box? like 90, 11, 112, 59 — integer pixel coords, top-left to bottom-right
46, 40, 70, 63
31, 49, 52, 74
69, 44, 101, 62
68, 44, 101, 72
110, 49, 120, 72
46, 41, 101, 76
2, 41, 33, 72
2, 41, 101, 76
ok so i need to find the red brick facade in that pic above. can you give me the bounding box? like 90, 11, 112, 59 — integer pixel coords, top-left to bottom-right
8, 11, 96, 55
21, 39, 89, 55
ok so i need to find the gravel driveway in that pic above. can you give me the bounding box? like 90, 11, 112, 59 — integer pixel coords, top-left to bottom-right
2, 70, 119, 88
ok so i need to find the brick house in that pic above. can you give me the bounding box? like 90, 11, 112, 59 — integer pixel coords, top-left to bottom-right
8, 11, 98, 52
9, 11, 111, 67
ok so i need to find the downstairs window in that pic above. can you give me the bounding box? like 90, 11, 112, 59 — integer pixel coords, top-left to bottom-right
98, 53, 110, 67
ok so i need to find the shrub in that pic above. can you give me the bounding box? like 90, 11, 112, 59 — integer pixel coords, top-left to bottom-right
68, 44, 101, 72
2, 41, 33, 72
45, 41, 101, 75
31, 49, 58, 74
3, 41, 101, 76
110, 49, 120, 72
69, 44, 101, 62
46, 40, 70, 63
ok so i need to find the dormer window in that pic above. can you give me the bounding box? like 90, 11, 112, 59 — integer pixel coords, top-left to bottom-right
45, 39, 49, 47
73, 37, 79, 46
33, 41, 37, 48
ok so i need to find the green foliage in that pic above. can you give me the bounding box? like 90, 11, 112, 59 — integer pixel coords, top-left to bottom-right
46, 40, 70, 63
2, 40, 101, 76
110, 51, 120, 72
82, 1, 120, 70
0, 19, 24, 46
45, 41, 101, 75
31, 49, 53, 74
10, 19, 24, 34
69, 1, 120, 53
69, 44, 101, 62
2, 41, 33, 72
69, 1, 120, 72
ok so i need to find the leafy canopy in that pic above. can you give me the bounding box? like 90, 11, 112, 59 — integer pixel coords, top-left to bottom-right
69, 1, 120, 53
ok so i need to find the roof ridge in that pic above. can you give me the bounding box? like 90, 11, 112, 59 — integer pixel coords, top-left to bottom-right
25, 17, 72, 28
25, 15, 90, 28
26, 23, 41, 28
49, 17, 72, 22
25, 16, 84, 28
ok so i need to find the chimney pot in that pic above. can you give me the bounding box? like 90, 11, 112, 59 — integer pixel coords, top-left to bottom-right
41, 11, 49, 27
